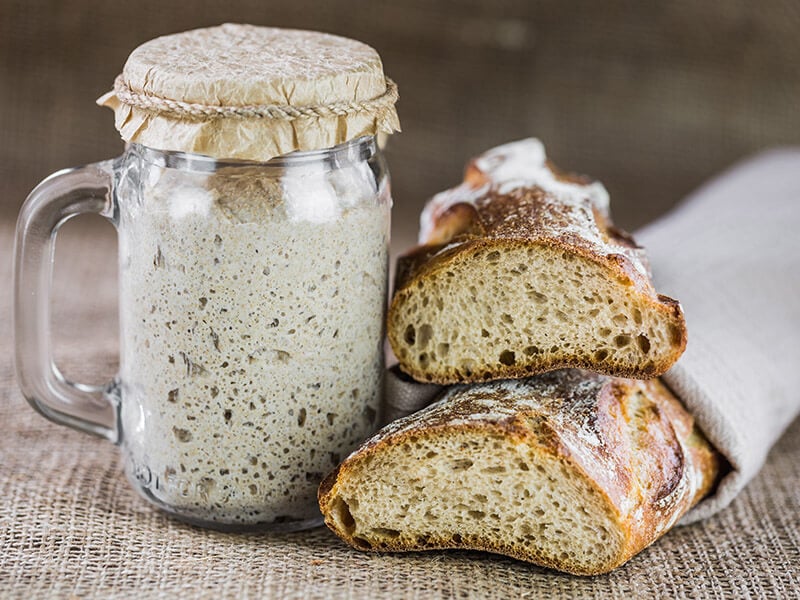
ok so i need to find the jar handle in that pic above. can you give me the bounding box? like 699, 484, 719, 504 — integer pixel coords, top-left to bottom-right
14, 160, 120, 442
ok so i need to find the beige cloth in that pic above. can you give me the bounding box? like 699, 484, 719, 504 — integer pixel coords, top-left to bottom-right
0, 152, 798, 596
639, 149, 800, 521
384, 149, 800, 524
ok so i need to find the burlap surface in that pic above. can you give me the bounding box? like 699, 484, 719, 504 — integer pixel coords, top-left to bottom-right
1, 217, 798, 598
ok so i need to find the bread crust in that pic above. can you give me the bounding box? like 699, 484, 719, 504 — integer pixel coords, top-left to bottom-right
388, 140, 688, 384
318, 370, 721, 575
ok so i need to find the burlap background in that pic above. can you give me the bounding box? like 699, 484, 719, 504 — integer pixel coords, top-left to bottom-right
1, 218, 798, 597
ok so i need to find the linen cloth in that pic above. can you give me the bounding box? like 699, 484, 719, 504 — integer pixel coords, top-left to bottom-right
384, 149, 800, 523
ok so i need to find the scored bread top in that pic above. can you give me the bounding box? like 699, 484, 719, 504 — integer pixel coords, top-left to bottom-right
420, 138, 609, 241
407, 138, 655, 295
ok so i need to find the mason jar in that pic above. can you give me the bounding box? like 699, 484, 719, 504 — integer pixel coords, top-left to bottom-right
14, 136, 390, 530
14, 24, 399, 531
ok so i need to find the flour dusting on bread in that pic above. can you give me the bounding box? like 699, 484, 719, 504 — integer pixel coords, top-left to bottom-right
389, 139, 687, 384
420, 138, 609, 248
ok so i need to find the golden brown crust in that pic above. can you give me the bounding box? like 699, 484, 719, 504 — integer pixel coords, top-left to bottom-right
318, 370, 721, 575
408, 183, 661, 305
420, 161, 652, 290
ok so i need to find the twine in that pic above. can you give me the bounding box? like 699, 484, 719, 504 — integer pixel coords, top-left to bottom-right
112, 74, 398, 121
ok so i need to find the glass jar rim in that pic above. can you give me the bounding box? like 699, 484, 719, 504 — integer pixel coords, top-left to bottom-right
132, 135, 377, 173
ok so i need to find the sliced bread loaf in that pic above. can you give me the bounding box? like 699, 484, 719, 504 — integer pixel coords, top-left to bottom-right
318, 370, 721, 575
388, 139, 687, 384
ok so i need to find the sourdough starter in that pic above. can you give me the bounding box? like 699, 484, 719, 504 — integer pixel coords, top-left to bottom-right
117, 155, 389, 527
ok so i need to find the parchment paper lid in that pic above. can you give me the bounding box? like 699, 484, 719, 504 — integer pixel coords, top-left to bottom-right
98, 23, 400, 161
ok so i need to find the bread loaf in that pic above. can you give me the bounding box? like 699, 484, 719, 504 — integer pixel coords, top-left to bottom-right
318, 370, 721, 575
388, 139, 687, 384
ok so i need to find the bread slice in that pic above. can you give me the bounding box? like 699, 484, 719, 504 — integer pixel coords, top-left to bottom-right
388, 139, 687, 384
318, 370, 721, 575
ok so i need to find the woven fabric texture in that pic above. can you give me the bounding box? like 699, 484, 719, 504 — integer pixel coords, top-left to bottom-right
1, 204, 798, 598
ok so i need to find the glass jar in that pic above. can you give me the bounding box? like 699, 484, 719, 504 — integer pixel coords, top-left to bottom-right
14, 135, 390, 530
